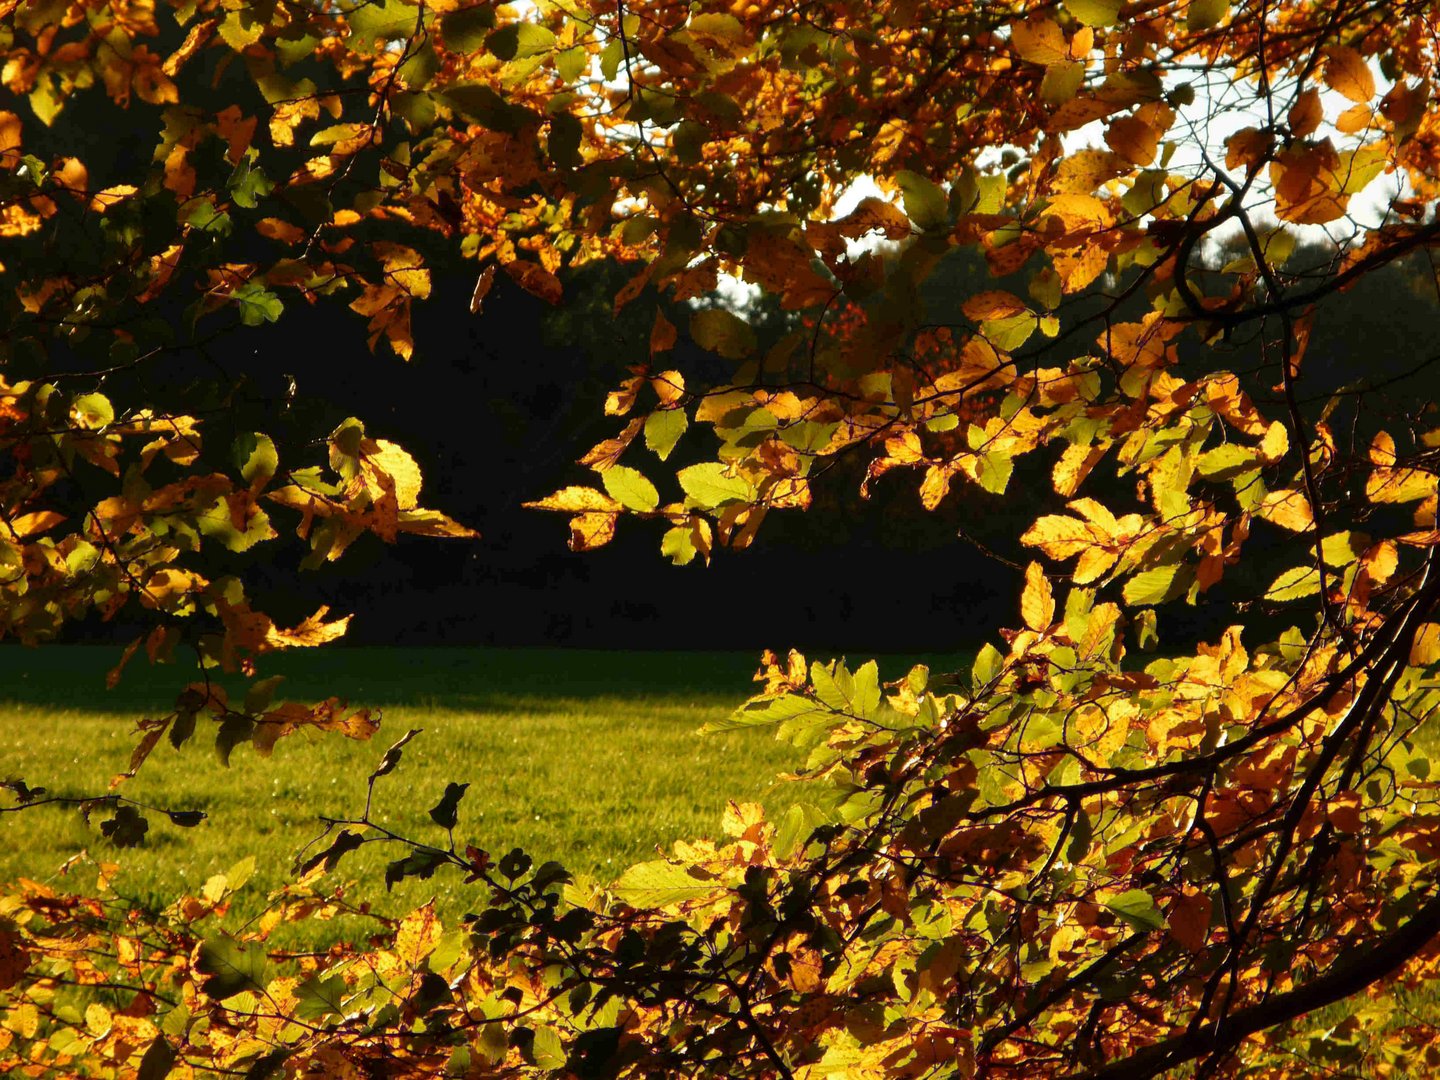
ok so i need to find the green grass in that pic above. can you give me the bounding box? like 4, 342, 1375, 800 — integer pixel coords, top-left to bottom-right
0, 645, 961, 945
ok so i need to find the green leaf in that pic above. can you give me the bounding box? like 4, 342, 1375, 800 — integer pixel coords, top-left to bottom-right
227, 153, 273, 209
812, 660, 881, 719
895, 170, 947, 229
1041, 61, 1086, 105
137, 1035, 177, 1080
243, 674, 285, 715
1122, 564, 1193, 606
549, 112, 582, 168
298, 829, 363, 875
429, 781, 470, 830
690, 308, 756, 359
1064, 0, 1122, 26
71, 393, 114, 429
440, 5, 495, 53
704, 693, 831, 734
775, 803, 828, 858
645, 408, 687, 460
347, 0, 417, 52
979, 312, 1036, 352
660, 525, 697, 566
555, 46, 588, 83
1196, 443, 1257, 480
612, 861, 722, 907
1105, 889, 1164, 933
1321, 531, 1367, 567
197, 498, 275, 553
1186, 0, 1229, 30
486, 22, 556, 61
179, 196, 232, 236
677, 462, 753, 509
215, 715, 254, 765
384, 848, 447, 891
528, 1025, 567, 1069
975, 450, 1014, 494
100, 805, 149, 848
196, 937, 268, 1000
601, 465, 659, 512
972, 643, 1004, 686
294, 974, 348, 1020
231, 283, 283, 327
441, 84, 539, 133
234, 433, 278, 487
1266, 565, 1322, 601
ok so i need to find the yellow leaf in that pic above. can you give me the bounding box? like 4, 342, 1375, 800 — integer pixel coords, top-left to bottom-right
85, 1002, 112, 1037
396, 902, 442, 967
368, 439, 424, 509
267, 605, 351, 649
1412, 623, 1440, 666
567, 512, 619, 550
1053, 443, 1106, 496
1011, 18, 1069, 66
1258, 421, 1289, 462
89, 184, 138, 213
1258, 489, 1314, 531
524, 486, 623, 514
1021, 561, 1055, 631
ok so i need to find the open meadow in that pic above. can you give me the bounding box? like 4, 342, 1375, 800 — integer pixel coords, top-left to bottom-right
0, 645, 959, 945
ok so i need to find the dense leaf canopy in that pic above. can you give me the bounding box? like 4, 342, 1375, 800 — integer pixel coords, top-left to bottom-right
5, 0, 1440, 1077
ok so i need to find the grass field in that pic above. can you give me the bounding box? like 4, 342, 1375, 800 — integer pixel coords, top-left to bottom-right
0, 645, 961, 945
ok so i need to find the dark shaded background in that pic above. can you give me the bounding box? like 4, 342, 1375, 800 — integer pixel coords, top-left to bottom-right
158, 243, 1440, 655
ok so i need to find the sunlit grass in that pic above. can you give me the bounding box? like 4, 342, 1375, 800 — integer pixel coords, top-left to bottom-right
0, 645, 959, 945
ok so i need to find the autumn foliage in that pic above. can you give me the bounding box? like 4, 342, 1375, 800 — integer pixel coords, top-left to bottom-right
6, 0, 1440, 1076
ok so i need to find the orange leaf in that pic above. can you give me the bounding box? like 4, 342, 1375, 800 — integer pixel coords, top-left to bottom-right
650, 309, 678, 355
962, 290, 1028, 321
0, 110, 21, 170
1287, 89, 1322, 139
504, 259, 563, 304
1324, 46, 1375, 104
1166, 891, 1213, 953
1105, 114, 1160, 167
650, 369, 685, 407
89, 185, 138, 213
1334, 103, 1373, 134
1224, 127, 1273, 173
257, 217, 306, 244
8, 510, 65, 538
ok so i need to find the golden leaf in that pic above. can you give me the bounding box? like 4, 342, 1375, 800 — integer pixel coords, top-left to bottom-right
1021, 561, 1056, 632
